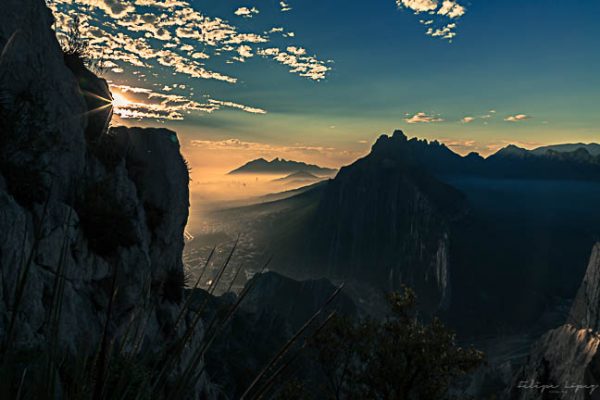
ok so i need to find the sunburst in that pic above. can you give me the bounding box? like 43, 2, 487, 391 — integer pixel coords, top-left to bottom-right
111, 92, 132, 110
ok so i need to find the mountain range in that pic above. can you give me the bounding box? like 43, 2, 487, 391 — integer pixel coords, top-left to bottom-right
228, 157, 337, 176
212, 130, 600, 334
531, 142, 600, 157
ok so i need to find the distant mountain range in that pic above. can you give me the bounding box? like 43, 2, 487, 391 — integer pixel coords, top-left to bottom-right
215, 130, 600, 334
531, 143, 600, 157
273, 171, 323, 187
372, 132, 600, 181
228, 158, 337, 176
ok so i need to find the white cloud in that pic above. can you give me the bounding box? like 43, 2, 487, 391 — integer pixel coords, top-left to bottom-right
397, 0, 466, 41
208, 99, 266, 115
257, 48, 331, 81
504, 114, 531, 122
280, 1, 292, 12
462, 116, 475, 123
234, 7, 259, 18
437, 1, 466, 18
405, 112, 444, 124
397, 0, 438, 13
49, 0, 331, 120
426, 23, 457, 39
237, 45, 253, 59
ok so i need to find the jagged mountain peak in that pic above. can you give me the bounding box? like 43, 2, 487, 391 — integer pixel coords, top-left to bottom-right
228, 157, 337, 176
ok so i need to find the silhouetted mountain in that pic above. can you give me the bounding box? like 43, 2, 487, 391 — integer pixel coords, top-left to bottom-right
258, 180, 327, 203
228, 157, 337, 176
211, 130, 600, 335
532, 142, 600, 157
368, 133, 600, 181
270, 130, 468, 314
273, 170, 320, 182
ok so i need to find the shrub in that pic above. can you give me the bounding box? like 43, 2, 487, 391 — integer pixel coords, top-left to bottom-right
306, 287, 485, 400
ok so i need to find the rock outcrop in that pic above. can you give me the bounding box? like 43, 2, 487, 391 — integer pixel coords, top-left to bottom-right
0, 0, 212, 397
509, 243, 600, 400
193, 271, 357, 399
568, 245, 600, 331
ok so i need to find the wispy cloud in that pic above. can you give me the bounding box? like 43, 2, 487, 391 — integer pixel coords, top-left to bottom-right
405, 112, 444, 124
110, 84, 266, 120
188, 138, 360, 164
505, 114, 531, 122
49, 0, 330, 120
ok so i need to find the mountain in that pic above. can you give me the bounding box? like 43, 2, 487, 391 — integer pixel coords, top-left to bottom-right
273, 170, 320, 182
258, 180, 327, 203
259, 131, 468, 314
228, 157, 337, 176
367, 136, 600, 181
191, 271, 357, 399
212, 130, 600, 333
532, 142, 600, 157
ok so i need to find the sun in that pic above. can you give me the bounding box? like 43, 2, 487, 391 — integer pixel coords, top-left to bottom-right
112, 92, 132, 109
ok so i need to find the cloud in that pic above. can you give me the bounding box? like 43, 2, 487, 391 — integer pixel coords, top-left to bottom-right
207, 99, 266, 115
79, 0, 135, 18
397, 0, 438, 13
234, 7, 259, 18
187, 138, 361, 163
405, 112, 444, 124
426, 23, 457, 40
110, 84, 266, 120
49, 0, 331, 120
190, 138, 332, 153
280, 1, 292, 12
257, 48, 331, 81
504, 114, 531, 122
462, 116, 475, 123
437, 1, 466, 18
398, 0, 467, 41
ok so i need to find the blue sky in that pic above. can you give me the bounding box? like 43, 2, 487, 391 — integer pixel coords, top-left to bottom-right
51, 0, 600, 169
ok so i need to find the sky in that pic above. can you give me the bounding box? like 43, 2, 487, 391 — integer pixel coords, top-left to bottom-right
50, 0, 600, 173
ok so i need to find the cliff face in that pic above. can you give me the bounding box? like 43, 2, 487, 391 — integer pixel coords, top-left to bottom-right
509, 244, 600, 400
307, 131, 466, 312
0, 0, 211, 397
568, 244, 600, 331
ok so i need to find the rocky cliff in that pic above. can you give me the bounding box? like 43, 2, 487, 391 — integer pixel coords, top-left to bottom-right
509, 243, 600, 400
305, 130, 466, 312
0, 0, 212, 397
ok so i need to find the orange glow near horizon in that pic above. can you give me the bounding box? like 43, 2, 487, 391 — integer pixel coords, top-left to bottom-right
112, 92, 133, 110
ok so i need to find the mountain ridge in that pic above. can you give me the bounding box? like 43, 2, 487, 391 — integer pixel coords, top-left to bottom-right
228, 157, 337, 176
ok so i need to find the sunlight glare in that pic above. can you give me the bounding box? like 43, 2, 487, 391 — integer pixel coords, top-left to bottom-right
112, 92, 131, 110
